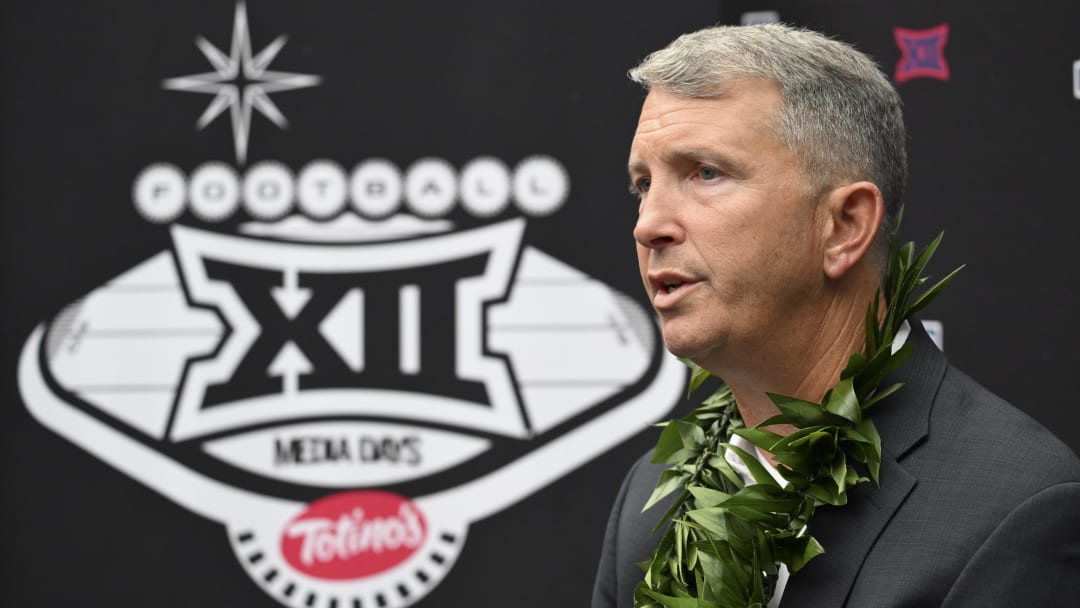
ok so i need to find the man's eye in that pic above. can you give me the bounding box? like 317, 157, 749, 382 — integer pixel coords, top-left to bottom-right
636, 178, 651, 193
699, 166, 721, 180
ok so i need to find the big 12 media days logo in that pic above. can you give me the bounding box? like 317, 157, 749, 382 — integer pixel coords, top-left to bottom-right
16, 3, 685, 607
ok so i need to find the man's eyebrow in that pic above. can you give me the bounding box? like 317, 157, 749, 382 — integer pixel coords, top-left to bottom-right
628, 148, 747, 178
672, 148, 745, 174
627, 158, 648, 177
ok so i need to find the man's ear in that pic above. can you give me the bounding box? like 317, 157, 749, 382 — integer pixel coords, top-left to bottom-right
821, 181, 884, 280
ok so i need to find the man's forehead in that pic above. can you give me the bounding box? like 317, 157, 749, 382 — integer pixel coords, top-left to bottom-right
634, 90, 715, 133
627, 84, 784, 172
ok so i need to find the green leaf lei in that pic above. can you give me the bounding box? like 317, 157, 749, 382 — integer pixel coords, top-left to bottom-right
635, 219, 963, 608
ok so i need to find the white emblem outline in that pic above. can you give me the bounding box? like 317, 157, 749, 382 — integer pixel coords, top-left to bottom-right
19, 321, 685, 607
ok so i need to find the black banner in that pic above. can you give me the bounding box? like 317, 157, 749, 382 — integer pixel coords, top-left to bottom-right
4, 2, 1078, 606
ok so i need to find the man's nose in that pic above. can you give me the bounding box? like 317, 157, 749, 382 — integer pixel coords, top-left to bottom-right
633, 188, 684, 250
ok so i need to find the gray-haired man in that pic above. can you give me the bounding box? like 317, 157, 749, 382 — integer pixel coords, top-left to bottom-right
593, 23, 1080, 608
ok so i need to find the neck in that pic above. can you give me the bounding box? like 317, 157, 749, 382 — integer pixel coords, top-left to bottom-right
720, 282, 878, 437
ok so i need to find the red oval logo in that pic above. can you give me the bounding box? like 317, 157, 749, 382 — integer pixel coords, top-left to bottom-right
281, 490, 427, 580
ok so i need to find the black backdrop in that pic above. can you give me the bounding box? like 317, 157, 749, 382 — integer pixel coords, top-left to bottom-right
3, 1, 1078, 606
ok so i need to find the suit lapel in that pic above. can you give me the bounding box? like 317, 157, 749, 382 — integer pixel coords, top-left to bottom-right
780, 321, 948, 606
873, 320, 950, 461
781, 453, 916, 606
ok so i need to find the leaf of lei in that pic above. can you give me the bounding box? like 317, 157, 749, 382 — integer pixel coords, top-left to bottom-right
633, 216, 963, 607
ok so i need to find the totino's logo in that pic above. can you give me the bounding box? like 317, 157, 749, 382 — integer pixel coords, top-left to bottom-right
16, 3, 685, 607
282, 491, 427, 579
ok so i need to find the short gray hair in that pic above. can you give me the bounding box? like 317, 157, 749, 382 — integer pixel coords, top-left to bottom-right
630, 23, 906, 252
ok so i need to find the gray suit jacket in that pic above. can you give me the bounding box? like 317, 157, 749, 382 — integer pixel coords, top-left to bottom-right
593, 322, 1080, 607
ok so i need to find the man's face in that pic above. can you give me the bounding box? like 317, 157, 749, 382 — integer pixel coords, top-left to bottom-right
628, 79, 827, 376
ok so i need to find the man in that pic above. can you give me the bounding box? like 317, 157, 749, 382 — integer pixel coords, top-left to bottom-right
593, 24, 1080, 607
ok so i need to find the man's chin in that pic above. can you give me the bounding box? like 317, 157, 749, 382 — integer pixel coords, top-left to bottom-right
660, 328, 726, 369
661, 337, 713, 364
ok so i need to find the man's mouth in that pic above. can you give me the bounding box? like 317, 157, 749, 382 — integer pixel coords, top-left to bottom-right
662, 280, 683, 294
648, 272, 699, 309
648, 271, 695, 292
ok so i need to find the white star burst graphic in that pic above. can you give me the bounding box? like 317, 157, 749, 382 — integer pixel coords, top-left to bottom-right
163, 2, 321, 164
